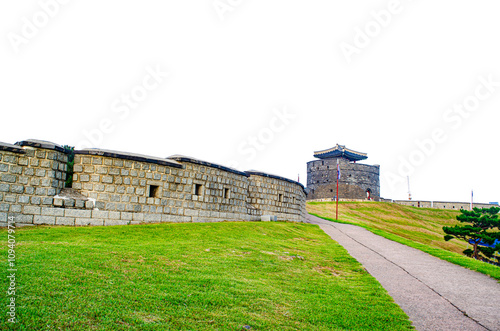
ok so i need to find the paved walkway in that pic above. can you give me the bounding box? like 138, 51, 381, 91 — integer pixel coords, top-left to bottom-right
306, 214, 500, 331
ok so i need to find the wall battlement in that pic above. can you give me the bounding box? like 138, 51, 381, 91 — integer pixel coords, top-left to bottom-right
385, 199, 495, 211
0, 139, 306, 227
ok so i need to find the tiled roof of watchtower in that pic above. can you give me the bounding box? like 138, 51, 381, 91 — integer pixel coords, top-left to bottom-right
313, 144, 368, 161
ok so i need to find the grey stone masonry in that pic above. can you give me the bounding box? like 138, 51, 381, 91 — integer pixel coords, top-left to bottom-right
391, 200, 495, 211
307, 155, 380, 201
0, 140, 69, 215
0, 141, 306, 227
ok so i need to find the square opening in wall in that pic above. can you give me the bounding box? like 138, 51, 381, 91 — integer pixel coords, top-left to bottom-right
194, 184, 203, 196
278, 194, 283, 202
223, 188, 230, 199
148, 185, 159, 198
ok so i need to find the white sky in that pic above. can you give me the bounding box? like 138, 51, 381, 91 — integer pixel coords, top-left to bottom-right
1, 0, 499, 203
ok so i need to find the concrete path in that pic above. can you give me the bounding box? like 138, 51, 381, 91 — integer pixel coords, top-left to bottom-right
306, 214, 500, 331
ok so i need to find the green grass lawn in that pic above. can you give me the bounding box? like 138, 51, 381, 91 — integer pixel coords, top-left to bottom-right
307, 201, 500, 281
1, 221, 413, 330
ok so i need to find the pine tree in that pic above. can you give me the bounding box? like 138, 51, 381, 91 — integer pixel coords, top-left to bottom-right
443, 207, 500, 262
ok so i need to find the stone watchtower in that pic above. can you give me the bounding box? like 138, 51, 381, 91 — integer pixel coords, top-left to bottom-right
306, 144, 380, 201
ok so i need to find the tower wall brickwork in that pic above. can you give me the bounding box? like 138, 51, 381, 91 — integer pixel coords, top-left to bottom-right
306, 157, 380, 201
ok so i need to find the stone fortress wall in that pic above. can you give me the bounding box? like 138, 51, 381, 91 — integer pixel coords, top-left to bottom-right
0, 140, 306, 227
306, 157, 380, 201
383, 199, 494, 210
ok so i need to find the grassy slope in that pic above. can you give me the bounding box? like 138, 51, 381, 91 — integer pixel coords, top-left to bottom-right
0, 222, 413, 330
307, 201, 500, 281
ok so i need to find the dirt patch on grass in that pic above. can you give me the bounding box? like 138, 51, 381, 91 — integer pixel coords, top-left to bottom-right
313, 266, 341, 277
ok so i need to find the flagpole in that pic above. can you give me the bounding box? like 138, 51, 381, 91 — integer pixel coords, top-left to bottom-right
336, 159, 339, 221
470, 189, 473, 210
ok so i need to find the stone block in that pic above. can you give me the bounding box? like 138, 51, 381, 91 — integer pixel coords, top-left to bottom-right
85, 200, 95, 209
109, 211, 121, 220
92, 157, 102, 165
10, 185, 23, 194
10, 165, 22, 174
65, 209, 91, 218
75, 199, 86, 208
82, 183, 93, 191
132, 212, 144, 221
35, 150, 46, 159
39, 160, 51, 168
30, 196, 41, 205
184, 209, 199, 217
0, 164, 8, 172
161, 214, 172, 222
18, 176, 29, 185
92, 210, 109, 219
4, 195, 15, 203
56, 217, 75, 226
96, 166, 107, 175
105, 202, 116, 211
64, 199, 75, 207
42, 207, 65, 217
35, 187, 47, 196
15, 214, 34, 223
0, 203, 9, 212
1, 174, 16, 183
0, 184, 10, 192
17, 195, 29, 204
10, 205, 21, 213
23, 206, 41, 215
35, 169, 46, 177
144, 213, 162, 222
53, 198, 64, 207
261, 215, 277, 222
42, 197, 54, 205
75, 218, 103, 226
34, 215, 56, 225
121, 212, 133, 221
105, 185, 116, 193
3, 155, 17, 164
104, 219, 129, 226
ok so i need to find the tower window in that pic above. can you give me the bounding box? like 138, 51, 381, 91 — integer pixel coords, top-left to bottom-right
148, 185, 159, 198
194, 184, 203, 196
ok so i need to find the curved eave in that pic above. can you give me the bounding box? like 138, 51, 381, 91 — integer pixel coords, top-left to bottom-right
314, 149, 367, 161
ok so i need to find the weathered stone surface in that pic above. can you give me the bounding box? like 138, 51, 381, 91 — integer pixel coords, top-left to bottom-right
1, 141, 308, 227
306, 156, 380, 202
104, 219, 129, 226
55, 217, 75, 226
75, 218, 103, 226
34, 215, 56, 225
23, 206, 41, 215
64, 209, 91, 218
